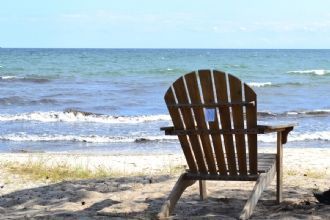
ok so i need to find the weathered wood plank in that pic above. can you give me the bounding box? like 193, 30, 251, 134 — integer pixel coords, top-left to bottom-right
258, 125, 294, 144
213, 70, 237, 175
173, 75, 207, 173
165, 88, 197, 172
161, 128, 259, 135
239, 160, 276, 220
199, 70, 227, 174
167, 101, 255, 108
228, 73, 247, 175
244, 83, 258, 174
276, 131, 283, 203
185, 72, 217, 174
185, 173, 259, 181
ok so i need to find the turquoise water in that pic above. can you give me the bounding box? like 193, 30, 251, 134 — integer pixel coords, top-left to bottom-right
0, 48, 330, 153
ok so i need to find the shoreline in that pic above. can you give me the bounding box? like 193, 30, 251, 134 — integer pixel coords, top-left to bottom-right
0, 148, 329, 218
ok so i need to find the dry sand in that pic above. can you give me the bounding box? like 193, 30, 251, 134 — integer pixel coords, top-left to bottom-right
0, 147, 329, 219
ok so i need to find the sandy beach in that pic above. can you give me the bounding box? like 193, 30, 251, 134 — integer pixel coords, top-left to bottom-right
0, 147, 329, 219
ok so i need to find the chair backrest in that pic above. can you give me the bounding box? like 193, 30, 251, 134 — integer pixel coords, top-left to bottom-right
165, 70, 258, 176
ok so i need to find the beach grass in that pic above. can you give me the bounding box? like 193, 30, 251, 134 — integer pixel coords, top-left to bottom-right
303, 169, 328, 179
286, 169, 299, 176
1, 160, 114, 182
2, 156, 327, 183
0, 155, 186, 182
285, 169, 328, 179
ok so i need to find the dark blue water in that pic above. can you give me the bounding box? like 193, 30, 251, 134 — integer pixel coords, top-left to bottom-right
0, 48, 330, 153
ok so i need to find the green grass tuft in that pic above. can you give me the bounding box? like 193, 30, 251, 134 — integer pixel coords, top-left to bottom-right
1, 160, 114, 182
303, 170, 327, 179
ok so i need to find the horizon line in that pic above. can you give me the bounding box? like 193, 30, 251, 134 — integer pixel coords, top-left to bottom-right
1, 47, 330, 50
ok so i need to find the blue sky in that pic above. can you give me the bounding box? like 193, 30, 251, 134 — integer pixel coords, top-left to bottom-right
1, 0, 330, 48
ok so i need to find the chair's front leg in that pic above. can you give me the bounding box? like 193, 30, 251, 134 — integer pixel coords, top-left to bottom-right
158, 173, 196, 219
276, 131, 283, 203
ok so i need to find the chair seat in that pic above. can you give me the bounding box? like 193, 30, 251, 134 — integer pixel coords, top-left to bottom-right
185, 153, 276, 181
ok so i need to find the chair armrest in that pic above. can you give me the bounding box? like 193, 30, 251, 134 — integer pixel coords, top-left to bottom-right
160, 126, 175, 135
161, 124, 295, 143
257, 124, 295, 134
257, 124, 295, 144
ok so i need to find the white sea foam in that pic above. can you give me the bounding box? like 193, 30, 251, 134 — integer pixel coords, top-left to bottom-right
1, 131, 330, 143
0, 75, 50, 83
248, 82, 272, 87
259, 109, 330, 117
304, 109, 330, 115
0, 75, 19, 80
0, 133, 177, 143
289, 131, 330, 142
0, 111, 171, 123
285, 109, 330, 116
287, 69, 330, 76
286, 111, 299, 115
258, 131, 330, 142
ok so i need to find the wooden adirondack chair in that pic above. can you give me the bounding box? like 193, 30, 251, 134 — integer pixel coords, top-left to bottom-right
158, 70, 294, 220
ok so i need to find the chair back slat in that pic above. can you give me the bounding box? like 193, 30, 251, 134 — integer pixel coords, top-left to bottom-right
184, 72, 217, 174
198, 70, 227, 175
228, 74, 247, 175
244, 84, 258, 174
172, 75, 208, 173
165, 89, 198, 172
165, 70, 258, 176
213, 71, 237, 175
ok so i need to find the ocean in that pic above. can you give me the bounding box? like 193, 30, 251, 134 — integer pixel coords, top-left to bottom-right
0, 48, 330, 153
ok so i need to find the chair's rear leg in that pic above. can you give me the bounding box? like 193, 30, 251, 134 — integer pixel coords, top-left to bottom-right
276, 131, 283, 203
199, 180, 207, 200
240, 163, 276, 220
158, 173, 196, 219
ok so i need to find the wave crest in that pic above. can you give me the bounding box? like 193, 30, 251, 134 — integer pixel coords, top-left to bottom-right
258, 109, 330, 118
287, 70, 330, 76
0, 75, 51, 83
0, 111, 171, 123
0, 133, 177, 143
2, 131, 330, 143
248, 82, 303, 88
259, 131, 330, 142
1, 108, 329, 123
248, 82, 272, 87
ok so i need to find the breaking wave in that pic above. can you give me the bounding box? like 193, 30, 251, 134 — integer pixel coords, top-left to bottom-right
287, 69, 330, 76
0, 110, 171, 124
0, 133, 177, 143
248, 82, 303, 88
1, 131, 330, 143
248, 82, 272, 87
257, 111, 277, 117
1, 108, 329, 123
258, 109, 330, 118
0, 75, 51, 83
259, 131, 330, 142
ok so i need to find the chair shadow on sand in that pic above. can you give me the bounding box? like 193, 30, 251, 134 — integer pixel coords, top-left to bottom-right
0, 175, 329, 219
